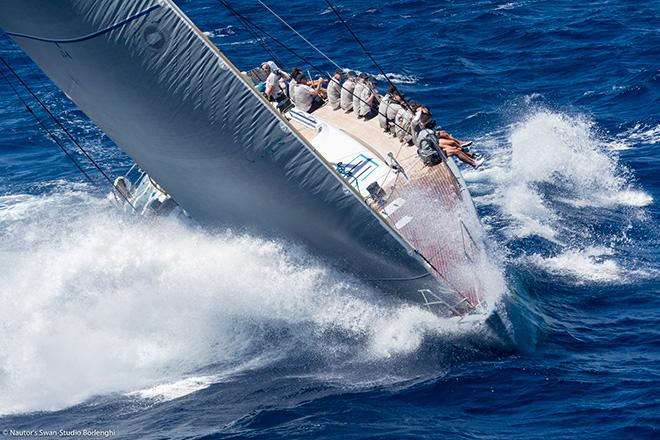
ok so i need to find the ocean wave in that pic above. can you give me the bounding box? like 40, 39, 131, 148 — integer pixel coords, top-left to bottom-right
532, 247, 621, 283
0, 187, 493, 415
202, 25, 236, 39
469, 109, 652, 217
126, 357, 270, 403
610, 123, 660, 150
527, 246, 652, 284
464, 109, 653, 283
345, 69, 419, 85
374, 72, 419, 84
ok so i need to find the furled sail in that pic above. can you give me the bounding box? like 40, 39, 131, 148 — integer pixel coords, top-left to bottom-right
0, 0, 475, 313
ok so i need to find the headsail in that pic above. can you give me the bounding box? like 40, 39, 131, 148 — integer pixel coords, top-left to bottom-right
0, 0, 480, 314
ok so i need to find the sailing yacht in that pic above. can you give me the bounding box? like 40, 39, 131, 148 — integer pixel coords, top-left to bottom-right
0, 0, 506, 330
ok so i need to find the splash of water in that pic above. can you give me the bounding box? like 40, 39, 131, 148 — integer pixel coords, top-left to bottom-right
610, 122, 660, 150
507, 111, 650, 209
0, 187, 495, 415
465, 109, 653, 283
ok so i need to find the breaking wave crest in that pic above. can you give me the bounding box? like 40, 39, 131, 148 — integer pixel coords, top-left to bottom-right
344, 68, 419, 85
611, 122, 660, 150
373, 72, 419, 84
504, 110, 651, 212
466, 109, 653, 284
0, 187, 496, 415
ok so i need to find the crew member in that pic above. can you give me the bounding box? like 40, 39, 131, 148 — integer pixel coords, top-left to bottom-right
294, 77, 327, 113
340, 71, 356, 113
261, 61, 289, 102
358, 76, 379, 120
326, 69, 344, 110
352, 73, 367, 117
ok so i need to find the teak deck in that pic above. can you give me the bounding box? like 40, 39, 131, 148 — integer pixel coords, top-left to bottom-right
289, 104, 481, 308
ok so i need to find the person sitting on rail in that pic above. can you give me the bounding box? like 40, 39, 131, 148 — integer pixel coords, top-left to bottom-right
412, 103, 475, 149
294, 76, 327, 113
424, 120, 483, 168
261, 61, 289, 102
288, 67, 303, 104
326, 69, 344, 111
439, 138, 483, 169
415, 121, 444, 166
358, 76, 380, 120
389, 92, 406, 131
377, 86, 393, 129
395, 101, 417, 144
411, 104, 433, 144
422, 106, 476, 151
352, 73, 367, 117
378, 86, 403, 133
260, 61, 278, 99
340, 71, 356, 113
437, 129, 473, 149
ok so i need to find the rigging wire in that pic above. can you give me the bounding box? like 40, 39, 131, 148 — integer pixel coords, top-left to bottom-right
318, 2, 465, 188
0, 56, 138, 212
215, 1, 465, 209
256, 0, 343, 72
216, 1, 473, 201
319, 0, 471, 200
213, 0, 455, 205
416, 251, 473, 304
216, 0, 329, 75
215, 1, 414, 139
322, 0, 408, 107
215, 3, 475, 301
0, 66, 96, 184
223, 2, 286, 69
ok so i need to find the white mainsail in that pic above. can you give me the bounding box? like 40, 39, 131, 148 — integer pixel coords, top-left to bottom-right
0, 0, 479, 314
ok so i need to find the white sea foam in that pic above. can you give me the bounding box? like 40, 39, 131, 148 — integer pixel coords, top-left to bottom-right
509, 112, 619, 194
495, 2, 528, 11
0, 188, 490, 415
127, 357, 269, 402
528, 244, 655, 284
528, 246, 623, 283
374, 72, 419, 85
558, 189, 653, 208
129, 375, 218, 401
465, 109, 652, 283
202, 26, 236, 39
345, 68, 419, 85
471, 110, 652, 227
610, 123, 660, 150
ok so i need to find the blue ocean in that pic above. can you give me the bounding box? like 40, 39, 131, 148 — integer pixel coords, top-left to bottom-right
0, 0, 658, 438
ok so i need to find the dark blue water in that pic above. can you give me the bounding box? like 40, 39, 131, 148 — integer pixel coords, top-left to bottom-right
1, 1, 658, 438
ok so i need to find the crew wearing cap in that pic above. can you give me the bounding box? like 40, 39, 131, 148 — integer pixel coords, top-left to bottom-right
340, 71, 356, 113
379, 86, 403, 132
358, 76, 379, 120
352, 73, 367, 118
288, 67, 303, 104
411, 104, 432, 144
395, 101, 417, 143
294, 77, 326, 113
261, 61, 281, 101
326, 70, 344, 110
